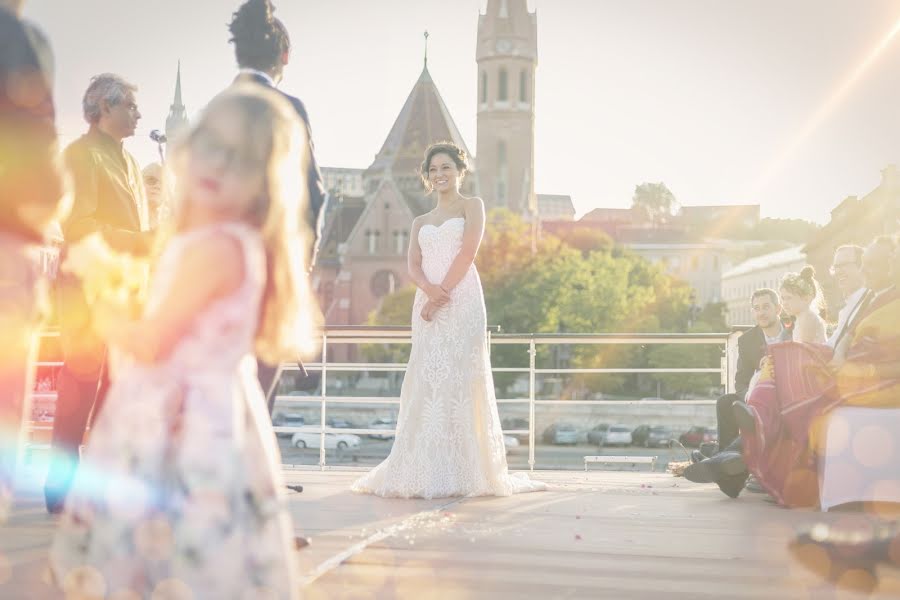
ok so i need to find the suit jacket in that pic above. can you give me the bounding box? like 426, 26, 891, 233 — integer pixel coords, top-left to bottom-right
233, 72, 327, 265
61, 127, 150, 254
734, 325, 791, 396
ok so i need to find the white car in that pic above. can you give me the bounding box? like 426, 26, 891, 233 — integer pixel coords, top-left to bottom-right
604, 425, 633, 447
368, 418, 398, 440
291, 428, 361, 450
503, 435, 520, 453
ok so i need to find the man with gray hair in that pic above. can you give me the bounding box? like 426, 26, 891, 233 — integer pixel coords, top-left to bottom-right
826, 244, 868, 349
45, 73, 152, 513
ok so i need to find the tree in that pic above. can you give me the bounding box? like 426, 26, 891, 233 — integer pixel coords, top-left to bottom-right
367, 210, 728, 398
644, 302, 727, 398
632, 182, 678, 226
363, 286, 415, 364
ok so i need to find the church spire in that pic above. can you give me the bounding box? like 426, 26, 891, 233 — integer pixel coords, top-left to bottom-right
173, 60, 183, 107
165, 60, 188, 144
423, 30, 429, 69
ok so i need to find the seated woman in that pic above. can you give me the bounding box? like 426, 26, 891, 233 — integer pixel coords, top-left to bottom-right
737, 239, 900, 507
780, 266, 827, 345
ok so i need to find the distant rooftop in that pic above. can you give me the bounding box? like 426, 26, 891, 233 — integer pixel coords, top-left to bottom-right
722, 245, 806, 279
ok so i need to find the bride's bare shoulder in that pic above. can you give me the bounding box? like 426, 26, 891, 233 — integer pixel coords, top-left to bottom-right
461, 196, 485, 212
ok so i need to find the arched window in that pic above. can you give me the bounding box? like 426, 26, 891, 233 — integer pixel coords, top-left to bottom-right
498, 68, 508, 102
480, 70, 488, 104
519, 70, 528, 102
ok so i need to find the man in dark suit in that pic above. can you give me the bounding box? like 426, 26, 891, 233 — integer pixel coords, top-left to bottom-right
44, 74, 153, 513
712, 288, 790, 454
683, 288, 791, 496
684, 288, 791, 498
228, 0, 327, 413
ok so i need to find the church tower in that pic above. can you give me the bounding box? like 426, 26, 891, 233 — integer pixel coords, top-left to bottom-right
165, 61, 188, 144
476, 0, 537, 218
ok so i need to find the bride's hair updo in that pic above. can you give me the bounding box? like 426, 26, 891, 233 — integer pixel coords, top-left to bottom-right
420, 141, 468, 192
781, 266, 825, 311
228, 0, 290, 73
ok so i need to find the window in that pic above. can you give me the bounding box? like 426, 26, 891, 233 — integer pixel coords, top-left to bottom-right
519, 70, 528, 102
496, 141, 508, 205
394, 230, 408, 254
498, 68, 508, 102
370, 270, 398, 298
480, 70, 488, 104
366, 230, 379, 254
690, 256, 700, 271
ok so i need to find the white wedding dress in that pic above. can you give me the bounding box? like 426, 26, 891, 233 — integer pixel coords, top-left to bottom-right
352, 217, 546, 499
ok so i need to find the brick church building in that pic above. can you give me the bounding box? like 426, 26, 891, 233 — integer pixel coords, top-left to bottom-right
314, 0, 540, 328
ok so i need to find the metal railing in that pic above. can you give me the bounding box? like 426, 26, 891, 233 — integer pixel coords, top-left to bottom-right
270, 327, 741, 470
28, 327, 741, 471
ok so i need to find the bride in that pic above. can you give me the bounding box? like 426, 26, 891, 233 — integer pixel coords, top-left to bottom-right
351, 142, 546, 499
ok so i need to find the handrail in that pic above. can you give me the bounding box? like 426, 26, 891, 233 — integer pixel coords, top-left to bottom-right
26, 326, 740, 471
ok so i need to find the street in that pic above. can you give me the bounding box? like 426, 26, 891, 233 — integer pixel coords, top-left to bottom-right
277, 436, 691, 472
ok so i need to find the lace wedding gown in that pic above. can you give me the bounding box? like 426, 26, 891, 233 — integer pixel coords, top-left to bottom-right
50, 224, 299, 599
352, 217, 546, 499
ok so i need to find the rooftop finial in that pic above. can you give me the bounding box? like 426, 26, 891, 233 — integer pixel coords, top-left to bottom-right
424, 30, 429, 68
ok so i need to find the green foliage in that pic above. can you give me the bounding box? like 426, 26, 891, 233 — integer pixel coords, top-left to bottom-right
644, 303, 727, 397
632, 182, 678, 226
362, 286, 415, 364
367, 210, 728, 397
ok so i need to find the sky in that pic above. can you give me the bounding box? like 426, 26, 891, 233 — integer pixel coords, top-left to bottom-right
22, 0, 900, 224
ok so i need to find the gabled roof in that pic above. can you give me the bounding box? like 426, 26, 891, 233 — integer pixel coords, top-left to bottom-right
317, 196, 366, 264
365, 65, 471, 182
343, 178, 420, 259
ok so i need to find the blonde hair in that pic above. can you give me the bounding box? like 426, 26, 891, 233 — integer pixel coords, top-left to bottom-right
780, 265, 824, 313
166, 84, 321, 363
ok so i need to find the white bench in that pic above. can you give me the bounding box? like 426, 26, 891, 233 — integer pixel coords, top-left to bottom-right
819, 406, 900, 511
584, 455, 657, 471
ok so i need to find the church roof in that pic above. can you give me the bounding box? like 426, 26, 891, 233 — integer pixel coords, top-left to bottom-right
317, 196, 366, 265
166, 61, 188, 138
366, 65, 471, 183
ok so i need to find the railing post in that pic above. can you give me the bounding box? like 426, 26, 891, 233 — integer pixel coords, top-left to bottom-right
319, 331, 328, 469
724, 330, 740, 394
528, 337, 536, 472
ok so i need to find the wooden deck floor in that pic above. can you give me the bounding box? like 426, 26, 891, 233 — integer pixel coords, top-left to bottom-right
3, 469, 899, 599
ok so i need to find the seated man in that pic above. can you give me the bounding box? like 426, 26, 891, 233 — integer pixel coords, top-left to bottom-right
721, 238, 898, 506
683, 288, 789, 496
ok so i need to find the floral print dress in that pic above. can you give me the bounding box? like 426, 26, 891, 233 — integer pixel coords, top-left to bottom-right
50, 223, 299, 599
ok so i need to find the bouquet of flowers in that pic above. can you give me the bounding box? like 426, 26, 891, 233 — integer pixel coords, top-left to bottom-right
61, 233, 149, 317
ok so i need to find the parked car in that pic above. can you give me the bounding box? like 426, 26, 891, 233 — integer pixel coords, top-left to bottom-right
604, 424, 633, 447
327, 417, 355, 429
502, 418, 530, 443
587, 423, 610, 445
368, 418, 397, 440
679, 426, 717, 448
631, 424, 651, 446
291, 429, 361, 450
503, 435, 520, 454
542, 423, 578, 445
272, 413, 305, 438
644, 426, 674, 448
